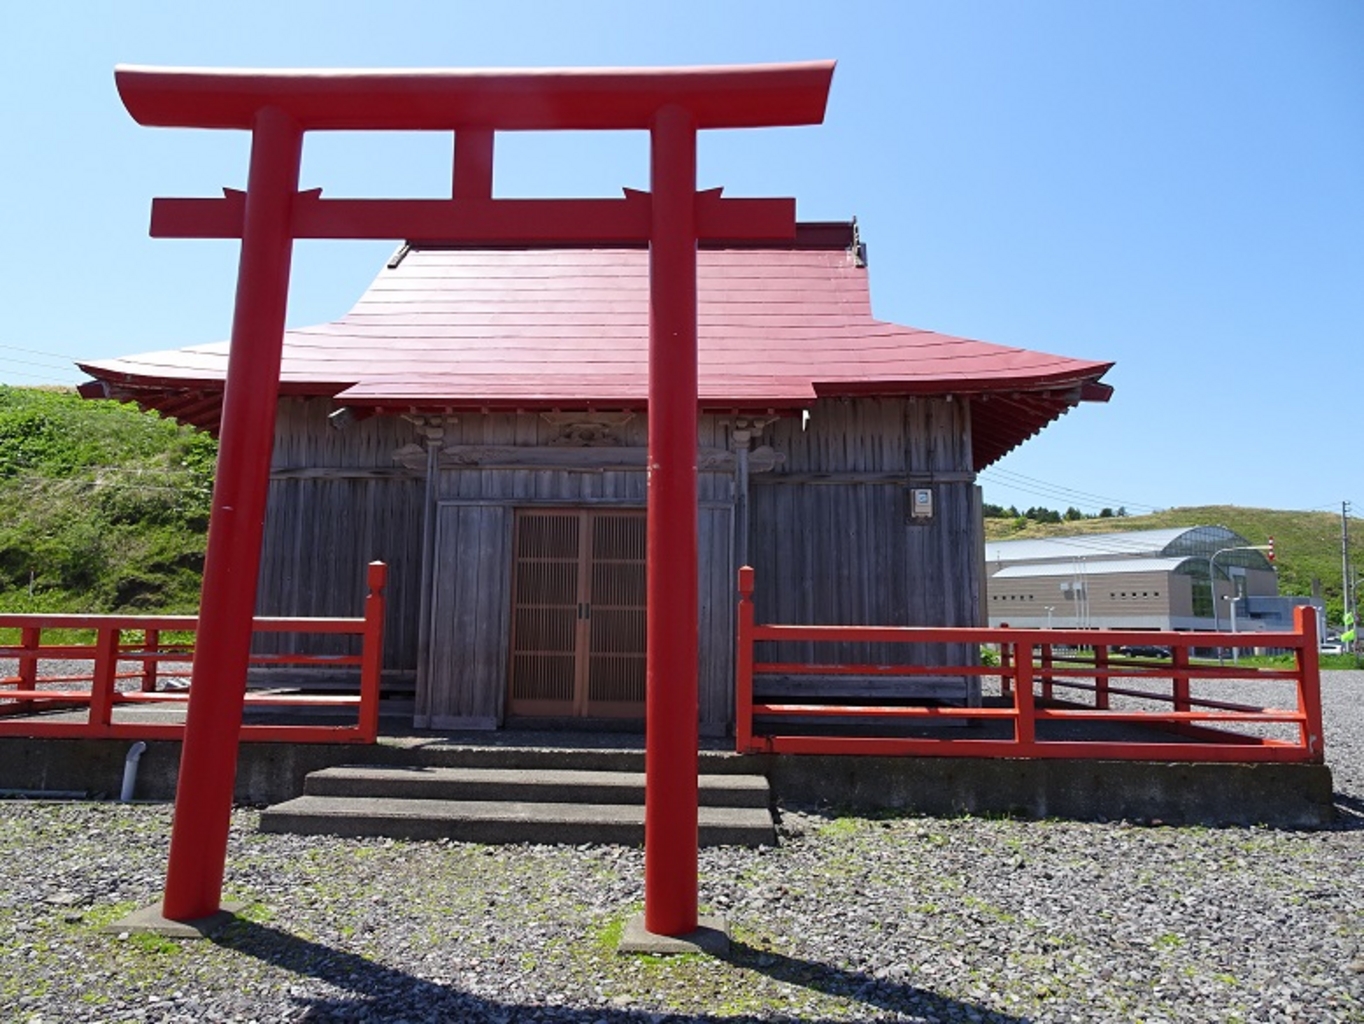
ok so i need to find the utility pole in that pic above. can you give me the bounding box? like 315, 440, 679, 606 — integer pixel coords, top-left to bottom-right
1343, 501, 1354, 657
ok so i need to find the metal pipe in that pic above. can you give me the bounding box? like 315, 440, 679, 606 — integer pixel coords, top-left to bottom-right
120, 741, 148, 802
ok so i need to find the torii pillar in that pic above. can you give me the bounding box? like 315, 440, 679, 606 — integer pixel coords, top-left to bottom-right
115, 63, 833, 938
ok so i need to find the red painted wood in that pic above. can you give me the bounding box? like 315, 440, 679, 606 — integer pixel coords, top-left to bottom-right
758, 736, 1314, 763
1094, 645, 1110, 710
17, 627, 39, 688
359, 562, 388, 743
116, 62, 835, 132
453, 129, 494, 201
88, 628, 120, 729
752, 703, 1018, 719
0, 599, 384, 746
1295, 605, 1324, 758
752, 661, 1002, 678
139, 629, 161, 692
161, 106, 303, 924
151, 192, 797, 245
116, 58, 836, 939
1015, 645, 1036, 747
643, 105, 699, 939
734, 570, 1324, 765
999, 626, 1013, 700
10, 626, 40, 714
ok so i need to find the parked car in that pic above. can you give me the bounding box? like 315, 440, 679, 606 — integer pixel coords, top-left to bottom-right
1319, 641, 1344, 655
1115, 644, 1171, 658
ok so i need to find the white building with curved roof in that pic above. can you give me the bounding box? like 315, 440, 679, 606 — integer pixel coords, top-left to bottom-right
984, 526, 1314, 634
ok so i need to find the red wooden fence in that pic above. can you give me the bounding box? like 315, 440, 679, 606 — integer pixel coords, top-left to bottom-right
0, 562, 387, 744
736, 567, 1324, 763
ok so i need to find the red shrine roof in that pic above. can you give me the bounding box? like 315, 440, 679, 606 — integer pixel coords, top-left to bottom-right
78, 223, 1112, 469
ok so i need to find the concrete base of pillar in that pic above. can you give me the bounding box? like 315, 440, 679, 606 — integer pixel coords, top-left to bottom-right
105, 899, 246, 939
618, 913, 729, 955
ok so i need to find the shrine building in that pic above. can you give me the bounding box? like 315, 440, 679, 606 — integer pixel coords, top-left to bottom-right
78, 219, 1113, 735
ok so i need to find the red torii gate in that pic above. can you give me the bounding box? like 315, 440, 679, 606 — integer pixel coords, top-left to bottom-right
117, 62, 833, 938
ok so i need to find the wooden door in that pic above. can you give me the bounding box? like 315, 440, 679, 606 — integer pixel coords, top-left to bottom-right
507, 508, 646, 718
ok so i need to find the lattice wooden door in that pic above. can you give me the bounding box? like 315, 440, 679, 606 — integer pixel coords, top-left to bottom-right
508, 508, 646, 718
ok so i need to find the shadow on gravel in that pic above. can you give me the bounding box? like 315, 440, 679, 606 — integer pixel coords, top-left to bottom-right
719, 939, 1028, 1023
1332, 792, 1364, 830
212, 917, 1025, 1023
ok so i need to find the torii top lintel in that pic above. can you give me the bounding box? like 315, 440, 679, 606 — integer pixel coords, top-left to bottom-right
114, 61, 835, 132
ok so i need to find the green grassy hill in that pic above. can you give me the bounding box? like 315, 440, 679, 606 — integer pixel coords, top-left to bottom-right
985, 505, 1358, 624
0, 386, 216, 613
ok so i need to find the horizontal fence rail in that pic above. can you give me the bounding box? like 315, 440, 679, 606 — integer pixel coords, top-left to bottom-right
735, 566, 1324, 763
0, 562, 387, 744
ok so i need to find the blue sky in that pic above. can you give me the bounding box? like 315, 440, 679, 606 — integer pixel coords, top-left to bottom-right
1, 1, 1359, 516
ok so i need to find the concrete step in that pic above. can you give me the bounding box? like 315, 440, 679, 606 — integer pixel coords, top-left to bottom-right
301, 765, 771, 809
259, 794, 776, 847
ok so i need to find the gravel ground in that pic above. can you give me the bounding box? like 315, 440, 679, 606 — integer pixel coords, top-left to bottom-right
2, 673, 1362, 1023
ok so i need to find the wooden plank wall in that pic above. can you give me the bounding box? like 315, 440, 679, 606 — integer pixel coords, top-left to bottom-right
422, 503, 513, 728
749, 396, 981, 687
257, 395, 984, 724
422, 411, 735, 732
255, 400, 424, 675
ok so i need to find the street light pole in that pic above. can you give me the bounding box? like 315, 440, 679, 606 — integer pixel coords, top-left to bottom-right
1045, 606, 1054, 629
1208, 544, 1273, 666
1223, 593, 1239, 665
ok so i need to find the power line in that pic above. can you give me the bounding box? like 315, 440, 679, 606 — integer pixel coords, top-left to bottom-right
979, 467, 1161, 514
0, 367, 78, 384
0, 353, 75, 372
0, 343, 87, 362
981, 467, 1155, 509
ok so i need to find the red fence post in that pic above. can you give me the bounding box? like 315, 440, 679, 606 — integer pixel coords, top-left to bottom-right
89, 626, 121, 731
1040, 642, 1054, 702
998, 624, 1013, 699
1294, 605, 1324, 761
358, 561, 388, 742
735, 566, 756, 754
1094, 643, 1110, 710
141, 628, 160, 693
18, 626, 40, 689
1172, 645, 1191, 713
1015, 640, 1035, 751
14, 626, 40, 712
161, 105, 302, 924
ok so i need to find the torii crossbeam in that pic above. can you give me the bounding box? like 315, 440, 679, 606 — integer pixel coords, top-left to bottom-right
117, 61, 833, 939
